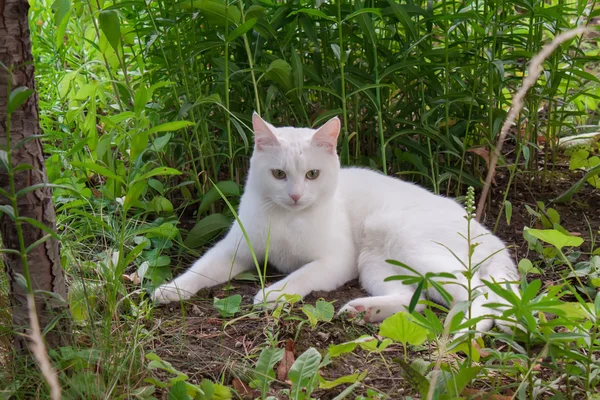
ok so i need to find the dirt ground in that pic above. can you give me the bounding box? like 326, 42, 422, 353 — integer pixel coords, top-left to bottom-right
149, 159, 600, 399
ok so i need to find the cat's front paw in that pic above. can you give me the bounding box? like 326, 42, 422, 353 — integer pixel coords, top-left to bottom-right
252, 289, 282, 309
152, 282, 194, 304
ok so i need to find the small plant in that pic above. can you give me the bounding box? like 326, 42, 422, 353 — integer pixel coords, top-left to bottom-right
144, 353, 232, 399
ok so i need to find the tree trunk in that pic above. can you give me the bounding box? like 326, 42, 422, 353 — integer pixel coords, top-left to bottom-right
0, 0, 68, 349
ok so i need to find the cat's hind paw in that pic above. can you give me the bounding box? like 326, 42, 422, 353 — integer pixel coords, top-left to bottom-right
151, 283, 194, 304
338, 302, 375, 323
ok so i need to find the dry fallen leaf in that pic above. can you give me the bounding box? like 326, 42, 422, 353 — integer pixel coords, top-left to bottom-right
276, 339, 296, 381
121, 272, 140, 285
467, 146, 491, 169
232, 378, 255, 399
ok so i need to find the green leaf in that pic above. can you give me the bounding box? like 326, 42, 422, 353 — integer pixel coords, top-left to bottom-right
318, 371, 367, 389
265, 59, 293, 91
131, 167, 182, 184
124, 181, 145, 213
142, 121, 194, 136
183, 213, 231, 249
446, 367, 481, 398
51, 0, 71, 26
0, 149, 8, 172
134, 86, 148, 117
198, 181, 240, 215
394, 358, 430, 397
328, 335, 376, 358
8, 87, 34, 114
289, 8, 335, 21
554, 163, 600, 203
0, 205, 15, 220
151, 196, 174, 214
213, 294, 241, 318
518, 258, 540, 275
17, 217, 59, 240
504, 200, 512, 225
252, 347, 284, 396
524, 228, 584, 249
344, 8, 383, 21
301, 300, 334, 328
379, 312, 428, 346
288, 348, 322, 400
168, 381, 192, 400
177, 0, 241, 26
72, 161, 126, 185
99, 10, 121, 53
227, 18, 257, 42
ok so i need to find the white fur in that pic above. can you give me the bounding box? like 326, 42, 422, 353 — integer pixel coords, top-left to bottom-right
153, 113, 519, 332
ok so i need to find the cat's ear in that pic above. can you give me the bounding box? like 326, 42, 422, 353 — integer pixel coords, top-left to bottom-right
311, 117, 340, 153
252, 112, 279, 151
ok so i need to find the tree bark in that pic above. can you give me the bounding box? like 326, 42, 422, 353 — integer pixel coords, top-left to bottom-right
0, 0, 67, 348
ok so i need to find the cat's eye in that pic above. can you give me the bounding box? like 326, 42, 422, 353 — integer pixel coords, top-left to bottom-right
271, 169, 287, 179
306, 170, 320, 180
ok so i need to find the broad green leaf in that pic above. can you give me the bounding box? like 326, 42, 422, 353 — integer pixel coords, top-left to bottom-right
251, 347, 284, 396
394, 358, 430, 397
446, 367, 481, 398
301, 300, 334, 327
288, 348, 322, 400
198, 181, 240, 215
183, 213, 231, 248
168, 381, 191, 400
51, 0, 71, 25
213, 294, 242, 318
8, 87, 34, 114
524, 228, 583, 249
177, 0, 241, 26
99, 10, 121, 53
518, 258, 540, 275
151, 196, 174, 213
379, 312, 428, 346
265, 59, 293, 91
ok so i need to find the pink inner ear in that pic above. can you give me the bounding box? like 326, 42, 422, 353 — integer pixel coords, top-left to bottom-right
253, 113, 279, 150
312, 117, 341, 153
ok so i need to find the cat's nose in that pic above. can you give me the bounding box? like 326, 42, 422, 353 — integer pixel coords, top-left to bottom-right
289, 194, 301, 203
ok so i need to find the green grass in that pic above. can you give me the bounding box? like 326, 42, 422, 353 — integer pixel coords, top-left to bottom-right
0, 0, 600, 398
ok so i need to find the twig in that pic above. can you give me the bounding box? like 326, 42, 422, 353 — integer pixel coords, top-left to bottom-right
475, 27, 591, 221
27, 294, 61, 400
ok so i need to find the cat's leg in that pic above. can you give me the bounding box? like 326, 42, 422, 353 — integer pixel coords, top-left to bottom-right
152, 233, 253, 304
253, 256, 357, 306
338, 261, 426, 322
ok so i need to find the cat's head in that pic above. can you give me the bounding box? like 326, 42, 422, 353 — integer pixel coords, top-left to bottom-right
248, 113, 340, 211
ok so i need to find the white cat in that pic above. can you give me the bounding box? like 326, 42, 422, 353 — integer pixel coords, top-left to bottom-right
153, 113, 519, 332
